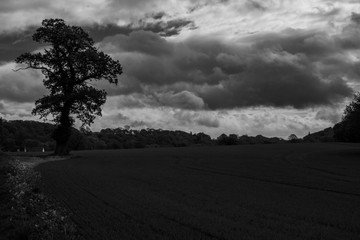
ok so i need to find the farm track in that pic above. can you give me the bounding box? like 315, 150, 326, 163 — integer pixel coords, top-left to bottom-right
35, 143, 360, 239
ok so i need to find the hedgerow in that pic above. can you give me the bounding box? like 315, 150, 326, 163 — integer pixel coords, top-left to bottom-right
6, 159, 83, 240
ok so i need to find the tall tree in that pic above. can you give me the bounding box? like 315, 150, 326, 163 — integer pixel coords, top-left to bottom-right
15, 19, 122, 155
334, 92, 360, 142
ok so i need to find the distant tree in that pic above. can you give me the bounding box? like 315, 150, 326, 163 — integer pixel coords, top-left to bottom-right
334, 92, 360, 142
288, 134, 300, 143
216, 134, 238, 145
288, 134, 298, 140
194, 132, 212, 145
15, 19, 122, 155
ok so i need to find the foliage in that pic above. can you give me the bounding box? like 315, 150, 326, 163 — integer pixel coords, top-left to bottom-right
303, 128, 334, 143
0, 119, 294, 153
334, 92, 360, 142
15, 18, 122, 155
288, 134, 298, 140
0, 120, 55, 152
217, 133, 285, 145
5, 159, 82, 239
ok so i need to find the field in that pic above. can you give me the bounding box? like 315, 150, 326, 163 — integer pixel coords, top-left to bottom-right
35, 143, 360, 240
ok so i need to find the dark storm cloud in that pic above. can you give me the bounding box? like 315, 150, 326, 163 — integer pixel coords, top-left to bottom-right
100, 17, 357, 110
103, 30, 173, 56
85, 23, 133, 42
0, 26, 40, 62
315, 108, 341, 124
151, 11, 167, 20
248, 29, 337, 59
0, 64, 46, 103
337, 13, 360, 50
2, 9, 358, 111
0, 23, 132, 63
242, 23, 360, 82
245, 0, 267, 11
351, 12, 360, 24
187, 0, 230, 13
129, 17, 197, 37
198, 54, 353, 109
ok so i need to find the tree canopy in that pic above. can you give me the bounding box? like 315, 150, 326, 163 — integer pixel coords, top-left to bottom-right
15, 19, 123, 155
334, 92, 360, 142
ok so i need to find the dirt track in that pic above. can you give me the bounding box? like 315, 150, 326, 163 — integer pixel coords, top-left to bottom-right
35, 143, 360, 239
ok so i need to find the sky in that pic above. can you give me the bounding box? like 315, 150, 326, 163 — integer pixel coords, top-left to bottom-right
1, 0, 360, 138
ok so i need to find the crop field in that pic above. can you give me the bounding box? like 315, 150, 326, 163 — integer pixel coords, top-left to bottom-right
35, 143, 360, 240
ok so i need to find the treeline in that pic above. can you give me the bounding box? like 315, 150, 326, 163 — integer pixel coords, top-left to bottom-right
0, 120, 56, 152
216, 133, 285, 145
302, 127, 335, 143
0, 119, 293, 152
333, 92, 360, 142
0, 119, 213, 152
4, 118, 355, 153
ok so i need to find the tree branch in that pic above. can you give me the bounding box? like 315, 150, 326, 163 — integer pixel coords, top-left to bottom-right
12, 67, 32, 72
13, 65, 54, 75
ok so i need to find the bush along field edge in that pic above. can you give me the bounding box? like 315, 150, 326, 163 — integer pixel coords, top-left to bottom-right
0, 153, 83, 240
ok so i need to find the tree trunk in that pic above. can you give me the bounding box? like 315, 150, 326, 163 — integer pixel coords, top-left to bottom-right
52, 106, 72, 156
53, 125, 72, 156
54, 141, 70, 156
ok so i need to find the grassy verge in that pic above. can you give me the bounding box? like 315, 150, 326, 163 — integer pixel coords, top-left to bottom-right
0, 152, 83, 240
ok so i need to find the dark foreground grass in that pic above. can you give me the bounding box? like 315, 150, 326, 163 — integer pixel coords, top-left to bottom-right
0, 152, 16, 240
0, 153, 82, 240
36, 143, 360, 239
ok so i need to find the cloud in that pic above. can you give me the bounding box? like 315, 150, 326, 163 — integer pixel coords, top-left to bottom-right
351, 12, 360, 24
198, 50, 353, 109
129, 16, 197, 37
337, 14, 360, 50
0, 100, 34, 119
172, 110, 220, 129
0, 62, 46, 103
1, 0, 360, 140
196, 116, 220, 128
245, 0, 267, 12
155, 91, 205, 109
315, 107, 342, 123
85, 23, 134, 42
101, 30, 173, 56
0, 26, 40, 62
90, 103, 336, 138
1, 13, 357, 112
99, 22, 356, 110
187, 0, 230, 13
0, 0, 189, 33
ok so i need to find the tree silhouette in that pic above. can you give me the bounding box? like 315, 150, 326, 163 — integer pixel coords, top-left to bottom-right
288, 134, 300, 143
15, 19, 122, 155
334, 92, 360, 142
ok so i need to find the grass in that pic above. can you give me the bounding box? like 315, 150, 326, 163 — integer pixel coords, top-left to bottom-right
33, 143, 360, 239
0, 153, 82, 240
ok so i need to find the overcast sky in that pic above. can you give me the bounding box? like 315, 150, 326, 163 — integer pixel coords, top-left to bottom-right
1, 0, 360, 138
